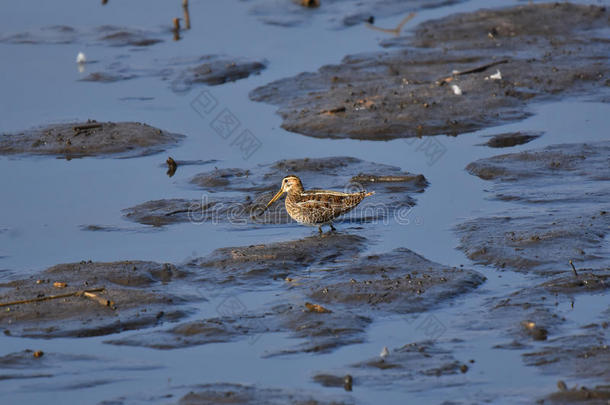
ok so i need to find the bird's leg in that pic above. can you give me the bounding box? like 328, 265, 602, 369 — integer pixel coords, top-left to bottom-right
318, 225, 323, 234
330, 223, 336, 232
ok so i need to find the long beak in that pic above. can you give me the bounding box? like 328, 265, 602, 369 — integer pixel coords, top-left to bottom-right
258, 188, 284, 215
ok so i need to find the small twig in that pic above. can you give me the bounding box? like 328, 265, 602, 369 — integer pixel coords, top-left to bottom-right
172, 18, 181, 41
165, 208, 192, 216
73, 123, 102, 132
0, 288, 105, 307
437, 59, 509, 85
182, 0, 191, 30
79, 291, 116, 310
569, 260, 579, 277
365, 12, 416, 36
320, 106, 346, 115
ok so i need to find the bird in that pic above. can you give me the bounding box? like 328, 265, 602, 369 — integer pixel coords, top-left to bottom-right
260, 175, 374, 233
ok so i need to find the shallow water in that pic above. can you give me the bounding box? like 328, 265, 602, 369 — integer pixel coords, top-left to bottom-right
1, 0, 609, 404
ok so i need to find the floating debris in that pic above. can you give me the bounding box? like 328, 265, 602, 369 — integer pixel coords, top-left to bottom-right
182, 0, 191, 29
486, 69, 502, 80
305, 302, 332, 313
521, 320, 548, 341
300, 0, 320, 8
172, 18, 181, 41
569, 260, 579, 277
344, 374, 353, 391
166, 157, 178, 177
438, 60, 509, 85
365, 12, 415, 36
76, 51, 86, 64
451, 84, 462, 96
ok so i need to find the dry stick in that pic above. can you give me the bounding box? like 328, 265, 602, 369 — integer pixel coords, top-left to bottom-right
365, 12, 416, 36
0, 288, 105, 307
182, 0, 191, 30
80, 291, 117, 310
73, 123, 102, 132
569, 260, 579, 277
437, 59, 509, 85
172, 17, 181, 42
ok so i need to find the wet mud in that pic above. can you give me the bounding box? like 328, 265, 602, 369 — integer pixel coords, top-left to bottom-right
314, 340, 471, 392
481, 131, 542, 148
247, 0, 463, 29
0, 349, 159, 386
169, 55, 267, 90
308, 248, 485, 313
250, 4, 608, 140
178, 383, 353, 405
457, 141, 610, 274
0, 261, 191, 338
107, 234, 483, 355
79, 224, 161, 233
79, 71, 136, 83
124, 157, 427, 227
0, 121, 184, 158
187, 233, 365, 287
3, 2, 609, 403
547, 385, 610, 404
455, 139, 610, 395
483, 270, 609, 344
80, 55, 267, 91
107, 234, 369, 351
0, 25, 163, 47
524, 332, 610, 381
464, 267, 610, 403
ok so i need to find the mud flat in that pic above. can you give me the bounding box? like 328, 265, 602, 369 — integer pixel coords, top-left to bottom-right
107, 234, 484, 356
81, 55, 267, 92
0, 349, 160, 387
481, 270, 610, 402
480, 131, 542, 148
307, 248, 485, 314
457, 141, 610, 274
168, 55, 267, 90
0, 121, 184, 158
0, 261, 190, 338
456, 141, 610, 399
179, 383, 352, 405
314, 340, 471, 393
250, 3, 608, 140
123, 157, 427, 227
0, 25, 164, 47
247, 0, 464, 29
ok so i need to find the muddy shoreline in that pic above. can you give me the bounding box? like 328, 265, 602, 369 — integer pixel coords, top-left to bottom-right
251, 3, 608, 140
1, 1, 609, 404
0, 121, 184, 158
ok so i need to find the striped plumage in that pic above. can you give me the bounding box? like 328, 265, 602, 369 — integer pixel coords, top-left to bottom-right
262, 175, 374, 232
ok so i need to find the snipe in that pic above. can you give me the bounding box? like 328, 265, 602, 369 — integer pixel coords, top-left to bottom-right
260, 175, 374, 233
